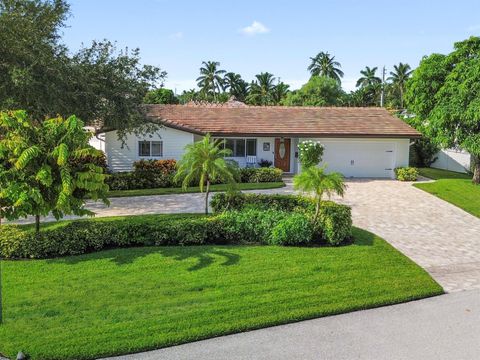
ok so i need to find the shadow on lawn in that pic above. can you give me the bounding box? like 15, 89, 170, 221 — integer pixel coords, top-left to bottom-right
51, 245, 241, 271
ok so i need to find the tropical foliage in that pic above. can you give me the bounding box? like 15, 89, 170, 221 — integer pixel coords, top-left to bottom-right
308, 52, 344, 83
196, 61, 226, 101
144, 88, 179, 104
0, 0, 165, 140
388, 62, 412, 109
174, 134, 237, 214
293, 166, 346, 221
282, 76, 344, 106
0, 110, 109, 232
405, 36, 480, 184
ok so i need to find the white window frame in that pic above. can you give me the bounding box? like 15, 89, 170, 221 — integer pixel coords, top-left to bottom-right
215, 138, 257, 157
138, 140, 163, 157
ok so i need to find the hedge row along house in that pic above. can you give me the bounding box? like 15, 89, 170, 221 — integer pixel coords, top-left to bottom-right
95, 100, 421, 178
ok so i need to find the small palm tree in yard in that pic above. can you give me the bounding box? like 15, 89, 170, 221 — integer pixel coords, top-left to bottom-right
174, 134, 237, 214
293, 166, 346, 221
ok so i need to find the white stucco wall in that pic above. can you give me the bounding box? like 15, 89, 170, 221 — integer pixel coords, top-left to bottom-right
105, 127, 194, 172
431, 149, 471, 173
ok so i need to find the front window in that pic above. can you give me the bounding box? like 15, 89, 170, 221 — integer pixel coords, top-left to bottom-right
246, 139, 257, 156
138, 140, 163, 157
224, 138, 246, 157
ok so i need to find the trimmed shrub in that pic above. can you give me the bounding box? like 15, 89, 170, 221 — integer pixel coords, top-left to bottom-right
133, 159, 177, 174
270, 213, 314, 246
298, 140, 324, 168
218, 209, 288, 244
211, 192, 315, 213
395, 167, 419, 181
239, 167, 283, 183
318, 202, 353, 245
107, 171, 173, 190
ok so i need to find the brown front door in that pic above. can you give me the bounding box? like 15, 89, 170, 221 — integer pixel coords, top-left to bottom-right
274, 138, 291, 172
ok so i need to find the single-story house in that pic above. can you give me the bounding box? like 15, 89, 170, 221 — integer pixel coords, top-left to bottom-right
99, 101, 421, 179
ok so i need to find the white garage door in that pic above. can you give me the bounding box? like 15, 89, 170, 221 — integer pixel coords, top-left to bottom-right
320, 141, 395, 178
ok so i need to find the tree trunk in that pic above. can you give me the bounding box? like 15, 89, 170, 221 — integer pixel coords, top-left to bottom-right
473, 155, 480, 185
35, 215, 40, 233
205, 180, 210, 215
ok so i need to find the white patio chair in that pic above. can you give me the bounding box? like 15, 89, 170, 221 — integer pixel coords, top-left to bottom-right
246, 155, 257, 168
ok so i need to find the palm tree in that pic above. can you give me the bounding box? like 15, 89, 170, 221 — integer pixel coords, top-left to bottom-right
308, 52, 344, 83
293, 166, 346, 221
272, 81, 290, 104
388, 62, 413, 109
223, 72, 249, 101
356, 66, 381, 88
246, 72, 276, 105
196, 61, 226, 101
174, 134, 237, 214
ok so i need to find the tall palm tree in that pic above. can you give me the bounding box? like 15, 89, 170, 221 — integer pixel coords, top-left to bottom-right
293, 166, 346, 221
174, 134, 237, 214
246, 72, 276, 105
308, 52, 344, 83
196, 61, 226, 101
388, 62, 413, 109
272, 81, 290, 104
356, 66, 381, 88
223, 72, 249, 101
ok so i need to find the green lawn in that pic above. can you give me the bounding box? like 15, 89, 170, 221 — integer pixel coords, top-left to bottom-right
418, 167, 471, 180
0, 227, 442, 360
107, 182, 285, 197
415, 168, 479, 218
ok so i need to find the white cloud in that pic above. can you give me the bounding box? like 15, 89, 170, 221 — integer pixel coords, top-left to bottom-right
169, 31, 183, 39
240, 21, 270, 36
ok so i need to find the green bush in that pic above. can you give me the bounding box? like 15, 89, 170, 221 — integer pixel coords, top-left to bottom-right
270, 213, 314, 246
298, 140, 324, 168
211, 192, 315, 213
239, 167, 283, 183
107, 171, 173, 190
395, 167, 419, 181
218, 209, 288, 244
318, 202, 353, 245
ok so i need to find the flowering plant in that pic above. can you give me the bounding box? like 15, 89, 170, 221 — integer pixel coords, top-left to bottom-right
298, 140, 324, 168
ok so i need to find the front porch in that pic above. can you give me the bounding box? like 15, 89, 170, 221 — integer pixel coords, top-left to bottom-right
215, 136, 300, 174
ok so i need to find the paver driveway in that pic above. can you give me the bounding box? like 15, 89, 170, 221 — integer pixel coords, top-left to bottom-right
12, 179, 480, 292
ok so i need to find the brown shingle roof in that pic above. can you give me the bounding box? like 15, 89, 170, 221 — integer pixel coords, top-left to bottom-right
144, 104, 421, 138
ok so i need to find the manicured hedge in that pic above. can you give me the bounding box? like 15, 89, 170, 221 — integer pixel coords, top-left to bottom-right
211, 192, 352, 245
211, 192, 315, 212
239, 167, 283, 183
107, 159, 284, 191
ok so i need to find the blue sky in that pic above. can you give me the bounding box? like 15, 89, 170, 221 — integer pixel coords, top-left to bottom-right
64, 0, 480, 93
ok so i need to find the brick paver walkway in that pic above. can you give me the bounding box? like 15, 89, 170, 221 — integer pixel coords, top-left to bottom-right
11, 179, 480, 292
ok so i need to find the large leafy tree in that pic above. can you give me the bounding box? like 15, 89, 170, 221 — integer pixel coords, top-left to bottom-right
388, 62, 412, 109
196, 61, 226, 101
246, 72, 276, 105
282, 76, 344, 106
307, 52, 344, 84
174, 134, 237, 214
0, 0, 165, 139
0, 110, 109, 232
405, 36, 480, 183
144, 88, 179, 104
